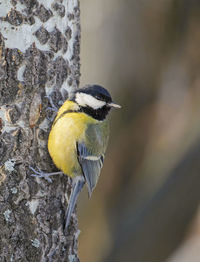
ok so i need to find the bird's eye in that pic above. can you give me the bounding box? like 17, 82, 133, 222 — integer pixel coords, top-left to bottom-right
95, 95, 101, 100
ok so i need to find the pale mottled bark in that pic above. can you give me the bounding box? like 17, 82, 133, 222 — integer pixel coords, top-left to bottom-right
0, 1, 80, 261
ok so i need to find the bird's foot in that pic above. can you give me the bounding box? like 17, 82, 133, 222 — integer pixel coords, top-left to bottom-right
45, 95, 59, 112
29, 166, 63, 183
45, 95, 59, 121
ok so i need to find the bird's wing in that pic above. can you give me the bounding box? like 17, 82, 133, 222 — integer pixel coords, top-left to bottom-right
77, 142, 104, 197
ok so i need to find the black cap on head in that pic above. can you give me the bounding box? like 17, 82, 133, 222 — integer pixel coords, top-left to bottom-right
77, 84, 112, 103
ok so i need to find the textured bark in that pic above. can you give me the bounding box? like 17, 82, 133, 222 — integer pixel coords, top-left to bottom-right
0, 1, 80, 261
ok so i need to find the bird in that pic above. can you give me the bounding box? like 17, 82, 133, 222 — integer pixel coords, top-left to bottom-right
31, 84, 121, 231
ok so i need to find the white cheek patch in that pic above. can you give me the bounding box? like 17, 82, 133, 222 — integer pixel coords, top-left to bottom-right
75, 93, 106, 109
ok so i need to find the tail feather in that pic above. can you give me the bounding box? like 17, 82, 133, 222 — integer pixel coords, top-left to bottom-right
65, 176, 85, 232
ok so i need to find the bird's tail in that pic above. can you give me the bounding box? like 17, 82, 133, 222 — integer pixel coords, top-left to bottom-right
65, 175, 85, 232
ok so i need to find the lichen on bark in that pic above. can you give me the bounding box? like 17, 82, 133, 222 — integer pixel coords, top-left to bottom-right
0, 0, 81, 261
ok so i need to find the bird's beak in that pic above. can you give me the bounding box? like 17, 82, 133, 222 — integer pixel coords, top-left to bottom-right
108, 102, 121, 108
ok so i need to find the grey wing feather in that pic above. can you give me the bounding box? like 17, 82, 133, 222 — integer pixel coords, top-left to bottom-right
77, 142, 104, 197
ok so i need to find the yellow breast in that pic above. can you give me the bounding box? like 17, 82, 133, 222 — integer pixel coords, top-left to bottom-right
48, 101, 97, 177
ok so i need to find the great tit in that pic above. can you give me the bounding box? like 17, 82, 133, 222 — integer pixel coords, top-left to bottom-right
32, 85, 121, 231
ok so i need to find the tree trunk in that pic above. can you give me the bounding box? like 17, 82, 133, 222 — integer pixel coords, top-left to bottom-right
0, 1, 80, 261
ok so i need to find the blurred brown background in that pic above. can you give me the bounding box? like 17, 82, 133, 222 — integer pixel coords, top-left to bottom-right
78, 1, 200, 261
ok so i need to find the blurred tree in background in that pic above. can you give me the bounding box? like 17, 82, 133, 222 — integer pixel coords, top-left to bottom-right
79, 0, 200, 261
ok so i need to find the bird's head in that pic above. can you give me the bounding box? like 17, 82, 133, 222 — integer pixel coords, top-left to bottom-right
72, 85, 121, 120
